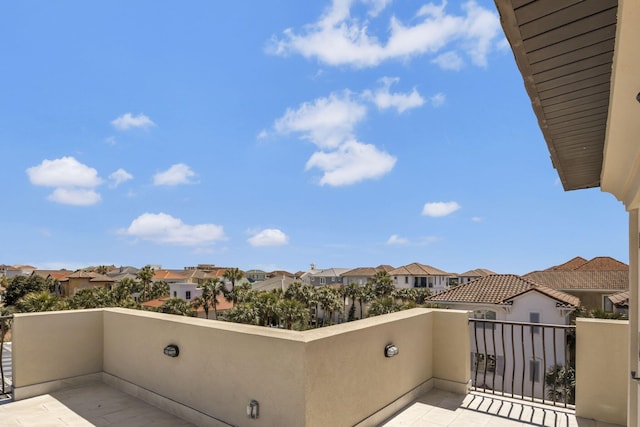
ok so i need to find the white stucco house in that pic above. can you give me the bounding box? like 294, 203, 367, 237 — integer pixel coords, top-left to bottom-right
169, 282, 202, 302
389, 263, 453, 293
429, 274, 579, 399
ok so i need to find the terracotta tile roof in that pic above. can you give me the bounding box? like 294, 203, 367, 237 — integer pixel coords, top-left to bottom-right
608, 291, 629, 308
266, 270, 295, 279
153, 270, 188, 280
547, 256, 588, 271
459, 268, 496, 277
389, 263, 451, 276
575, 257, 628, 271
341, 266, 390, 277
428, 274, 579, 307
64, 271, 115, 282
524, 270, 628, 291
545, 256, 627, 271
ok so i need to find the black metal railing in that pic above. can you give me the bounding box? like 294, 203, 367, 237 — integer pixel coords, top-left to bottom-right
468, 318, 575, 408
0, 315, 13, 398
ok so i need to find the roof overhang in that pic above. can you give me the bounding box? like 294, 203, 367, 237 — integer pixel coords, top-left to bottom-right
496, 0, 640, 209
494, 0, 617, 191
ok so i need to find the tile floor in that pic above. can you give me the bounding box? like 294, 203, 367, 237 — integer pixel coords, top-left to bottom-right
381, 389, 624, 427
0, 381, 195, 426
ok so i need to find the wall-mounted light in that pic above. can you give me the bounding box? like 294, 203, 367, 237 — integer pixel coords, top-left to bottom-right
636, 92, 640, 104
163, 344, 179, 357
247, 400, 259, 419
385, 344, 399, 358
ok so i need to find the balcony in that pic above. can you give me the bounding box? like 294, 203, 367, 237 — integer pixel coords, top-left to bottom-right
0, 308, 628, 426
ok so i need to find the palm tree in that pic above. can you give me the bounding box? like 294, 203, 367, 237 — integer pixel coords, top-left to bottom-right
368, 297, 402, 317
317, 286, 341, 326
358, 282, 375, 319
371, 270, 394, 298
197, 278, 226, 319
276, 299, 309, 330
136, 265, 155, 302
223, 268, 244, 300
545, 364, 575, 404
344, 282, 362, 321
158, 298, 195, 316
15, 291, 64, 312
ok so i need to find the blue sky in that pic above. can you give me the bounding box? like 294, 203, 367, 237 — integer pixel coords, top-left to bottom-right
0, 0, 628, 275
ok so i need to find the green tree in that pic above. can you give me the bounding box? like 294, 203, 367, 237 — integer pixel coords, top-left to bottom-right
224, 303, 259, 325
344, 282, 362, 321
317, 286, 341, 326
67, 287, 116, 309
276, 299, 309, 330
358, 282, 375, 319
223, 267, 244, 297
371, 270, 394, 298
15, 291, 65, 312
368, 297, 402, 317
95, 265, 110, 275
4, 275, 49, 306
158, 298, 195, 316
545, 364, 575, 404
136, 265, 155, 302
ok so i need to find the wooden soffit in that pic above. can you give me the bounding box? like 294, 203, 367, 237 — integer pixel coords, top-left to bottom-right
494, 0, 617, 191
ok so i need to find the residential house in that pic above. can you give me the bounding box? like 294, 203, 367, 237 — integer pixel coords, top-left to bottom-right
302, 267, 350, 286
251, 275, 297, 292
245, 269, 267, 283
152, 269, 187, 284
340, 265, 394, 286
389, 263, 453, 292
168, 282, 201, 302
266, 270, 296, 280
525, 257, 628, 312
58, 271, 115, 296
428, 274, 579, 398
456, 268, 496, 285
608, 290, 629, 318
0, 265, 34, 279
106, 266, 139, 283
31, 270, 72, 296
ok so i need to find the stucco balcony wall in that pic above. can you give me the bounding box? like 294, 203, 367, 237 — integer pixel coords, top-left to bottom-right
11, 307, 471, 427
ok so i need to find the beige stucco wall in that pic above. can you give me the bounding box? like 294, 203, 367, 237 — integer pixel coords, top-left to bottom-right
103, 308, 306, 427
575, 318, 628, 425
303, 309, 432, 427
432, 309, 470, 389
12, 309, 103, 388
12, 307, 472, 427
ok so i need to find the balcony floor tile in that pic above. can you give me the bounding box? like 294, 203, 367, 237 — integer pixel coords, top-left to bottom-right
381, 390, 624, 427
0, 381, 195, 426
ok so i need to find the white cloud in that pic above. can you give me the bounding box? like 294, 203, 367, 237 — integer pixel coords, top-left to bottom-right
121, 213, 225, 246
248, 228, 289, 247
153, 163, 196, 186
273, 89, 405, 186
387, 234, 409, 245
275, 91, 366, 149
111, 113, 156, 131
48, 188, 101, 206
26, 157, 103, 206
432, 51, 464, 70
365, 77, 425, 113
471, 216, 484, 222
306, 140, 396, 186
268, 0, 500, 69
27, 157, 102, 188
257, 129, 269, 139
422, 201, 461, 217
430, 93, 446, 107
108, 168, 133, 188
105, 136, 117, 145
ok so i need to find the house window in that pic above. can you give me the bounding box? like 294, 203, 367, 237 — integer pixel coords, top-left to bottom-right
471, 353, 503, 374
173, 291, 177, 298
320, 277, 326, 285
474, 310, 496, 330
529, 359, 541, 382
185, 291, 191, 300
529, 312, 540, 334
603, 296, 614, 313
404, 277, 408, 284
